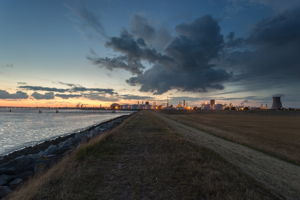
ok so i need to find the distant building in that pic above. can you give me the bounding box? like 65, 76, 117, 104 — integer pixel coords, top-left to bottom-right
121, 104, 131, 109
110, 103, 120, 109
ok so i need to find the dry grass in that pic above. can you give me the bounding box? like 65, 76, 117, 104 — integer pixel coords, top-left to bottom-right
6, 111, 280, 200
160, 110, 300, 165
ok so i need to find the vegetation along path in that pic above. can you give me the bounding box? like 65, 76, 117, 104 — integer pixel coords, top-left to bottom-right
152, 111, 300, 200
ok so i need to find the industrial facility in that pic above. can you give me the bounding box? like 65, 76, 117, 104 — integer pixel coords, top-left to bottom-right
104, 96, 287, 111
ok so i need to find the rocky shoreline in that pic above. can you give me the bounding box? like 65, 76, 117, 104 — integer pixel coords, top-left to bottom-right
0, 112, 135, 198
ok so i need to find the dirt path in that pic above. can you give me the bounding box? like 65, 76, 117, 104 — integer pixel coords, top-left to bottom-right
152, 111, 300, 200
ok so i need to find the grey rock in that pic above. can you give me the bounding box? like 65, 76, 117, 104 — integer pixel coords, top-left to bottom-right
74, 132, 85, 140
2, 155, 36, 173
0, 167, 16, 175
25, 156, 50, 172
43, 145, 58, 156
0, 175, 15, 183
86, 131, 93, 139
9, 178, 22, 189
0, 179, 7, 186
15, 171, 33, 181
58, 138, 76, 149
34, 163, 46, 174
0, 186, 12, 198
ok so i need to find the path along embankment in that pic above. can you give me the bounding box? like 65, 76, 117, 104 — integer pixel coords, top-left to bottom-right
0, 112, 135, 198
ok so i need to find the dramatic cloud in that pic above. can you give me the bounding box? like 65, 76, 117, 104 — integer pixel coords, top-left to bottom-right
31, 92, 55, 100
0, 90, 28, 99
55, 94, 82, 99
89, 15, 232, 95
130, 14, 173, 49
88, 28, 173, 75
84, 6, 299, 97
126, 15, 231, 94
87, 55, 145, 75
222, 7, 300, 91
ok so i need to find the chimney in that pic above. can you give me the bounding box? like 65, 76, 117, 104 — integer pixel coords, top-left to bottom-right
271, 97, 282, 110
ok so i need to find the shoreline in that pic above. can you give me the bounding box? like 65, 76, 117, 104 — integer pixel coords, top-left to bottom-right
0, 112, 136, 165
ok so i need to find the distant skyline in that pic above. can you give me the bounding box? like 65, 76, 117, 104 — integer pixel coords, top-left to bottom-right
1, 0, 300, 108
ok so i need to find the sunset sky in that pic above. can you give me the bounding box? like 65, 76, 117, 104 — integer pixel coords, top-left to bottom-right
1, 0, 300, 108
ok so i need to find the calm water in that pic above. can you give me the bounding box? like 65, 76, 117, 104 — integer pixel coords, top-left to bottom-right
0, 108, 134, 156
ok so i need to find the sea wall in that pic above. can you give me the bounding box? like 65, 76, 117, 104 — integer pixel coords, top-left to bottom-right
0, 112, 135, 198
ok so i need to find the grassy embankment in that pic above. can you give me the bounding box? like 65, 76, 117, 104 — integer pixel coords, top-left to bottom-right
7, 111, 280, 200
160, 110, 300, 166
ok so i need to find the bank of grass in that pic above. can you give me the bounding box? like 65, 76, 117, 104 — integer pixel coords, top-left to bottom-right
6, 111, 281, 200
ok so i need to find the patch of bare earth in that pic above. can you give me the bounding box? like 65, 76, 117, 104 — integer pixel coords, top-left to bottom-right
152, 110, 300, 199
6, 111, 279, 200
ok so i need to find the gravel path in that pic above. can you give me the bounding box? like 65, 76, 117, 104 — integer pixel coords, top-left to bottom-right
152, 111, 300, 200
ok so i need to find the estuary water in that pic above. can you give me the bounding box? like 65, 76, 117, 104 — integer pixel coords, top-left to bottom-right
0, 108, 134, 156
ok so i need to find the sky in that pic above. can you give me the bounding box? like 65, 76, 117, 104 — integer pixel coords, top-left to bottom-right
1, 0, 300, 108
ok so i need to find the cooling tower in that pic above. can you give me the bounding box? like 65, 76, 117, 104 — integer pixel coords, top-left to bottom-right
210, 100, 215, 106
271, 97, 282, 110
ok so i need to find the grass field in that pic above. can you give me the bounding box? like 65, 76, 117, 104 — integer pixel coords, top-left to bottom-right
160, 110, 300, 165
6, 111, 280, 200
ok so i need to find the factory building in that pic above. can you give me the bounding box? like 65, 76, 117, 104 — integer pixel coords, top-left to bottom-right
213, 104, 223, 110
121, 104, 131, 109
131, 104, 138, 109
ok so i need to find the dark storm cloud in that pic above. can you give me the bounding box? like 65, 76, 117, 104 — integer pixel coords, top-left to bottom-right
87, 55, 144, 75
0, 90, 28, 99
31, 92, 54, 100
222, 7, 300, 90
127, 15, 231, 94
130, 14, 155, 41
88, 29, 173, 75
19, 86, 68, 93
127, 65, 231, 95
55, 94, 82, 99
247, 8, 300, 47
130, 14, 173, 48
120, 94, 154, 100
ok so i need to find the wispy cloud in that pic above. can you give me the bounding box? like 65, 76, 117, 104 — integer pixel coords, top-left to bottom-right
31, 92, 55, 100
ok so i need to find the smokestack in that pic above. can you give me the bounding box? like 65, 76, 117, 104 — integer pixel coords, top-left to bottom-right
210, 100, 215, 106
183, 100, 185, 107
271, 97, 282, 110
